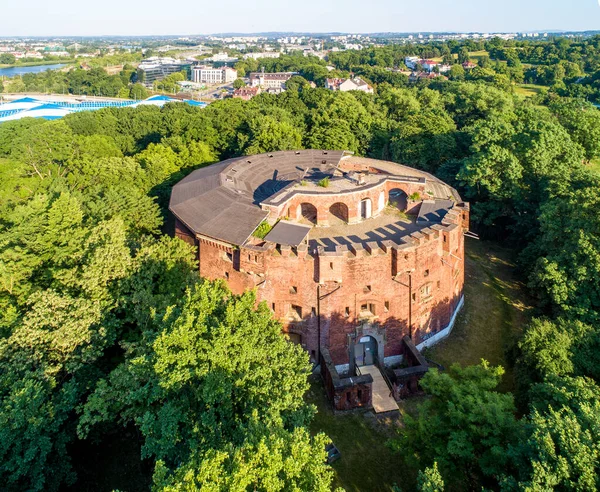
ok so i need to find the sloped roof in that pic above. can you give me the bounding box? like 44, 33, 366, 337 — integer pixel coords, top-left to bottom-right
169, 150, 345, 245
264, 221, 312, 247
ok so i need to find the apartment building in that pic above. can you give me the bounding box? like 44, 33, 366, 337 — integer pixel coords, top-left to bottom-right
191, 65, 238, 84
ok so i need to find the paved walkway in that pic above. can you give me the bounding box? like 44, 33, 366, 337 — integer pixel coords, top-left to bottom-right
360, 365, 399, 413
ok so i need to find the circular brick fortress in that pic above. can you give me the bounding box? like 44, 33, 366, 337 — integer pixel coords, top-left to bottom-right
170, 150, 469, 369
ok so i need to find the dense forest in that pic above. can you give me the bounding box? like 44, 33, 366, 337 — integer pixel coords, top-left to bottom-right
1, 37, 600, 491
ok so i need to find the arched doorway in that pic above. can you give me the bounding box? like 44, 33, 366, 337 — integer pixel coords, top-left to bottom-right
389, 188, 408, 212
354, 335, 378, 366
299, 203, 317, 224
329, 202, 349, 224
360, 198, 372, 219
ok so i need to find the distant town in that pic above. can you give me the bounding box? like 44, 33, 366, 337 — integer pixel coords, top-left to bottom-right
1, 30, 599, 110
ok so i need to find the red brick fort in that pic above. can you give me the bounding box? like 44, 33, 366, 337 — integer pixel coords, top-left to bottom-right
170, 150, 469, 408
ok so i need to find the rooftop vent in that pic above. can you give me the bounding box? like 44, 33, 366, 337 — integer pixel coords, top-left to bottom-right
321, 160, 327, 164
247, 160, 252, 164
295, 151, 300, 155
268, 154, 273, 157
323, 151, 328, 155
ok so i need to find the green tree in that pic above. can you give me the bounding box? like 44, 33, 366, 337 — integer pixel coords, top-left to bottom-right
79, 283, 329, 487
527, 174, 600, 323
153, 428, 333, 492
244, 115, 303, 154
129, 83, 149, 100
11, 120, 74, 180
457, 47, 470, 64
418, 462, 445, 492
448, 64, 465, 81
233, 78, 246, 89
551, 99, 600, 162
506, 377, 600, 491
393, 362, 520, 489
0, 53, 16, 64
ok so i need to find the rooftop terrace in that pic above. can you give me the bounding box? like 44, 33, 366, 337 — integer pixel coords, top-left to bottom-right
307, 207, 421, 251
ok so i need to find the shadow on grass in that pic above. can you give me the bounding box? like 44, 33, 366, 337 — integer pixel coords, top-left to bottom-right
424, 240, 533, 392
306, 375, 418, 492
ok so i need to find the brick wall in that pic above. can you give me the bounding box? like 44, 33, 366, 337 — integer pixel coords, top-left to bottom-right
190, 201, 468, 366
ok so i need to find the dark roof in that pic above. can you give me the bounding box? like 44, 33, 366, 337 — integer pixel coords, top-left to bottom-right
169, 150, 345, 245
264, 221, 312, 247
416, 199, 455, 223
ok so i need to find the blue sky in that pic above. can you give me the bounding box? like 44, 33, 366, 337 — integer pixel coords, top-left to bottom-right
3, 0, 600, 36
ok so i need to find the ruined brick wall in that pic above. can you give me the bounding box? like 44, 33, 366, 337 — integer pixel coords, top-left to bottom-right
194, 201, 468, 366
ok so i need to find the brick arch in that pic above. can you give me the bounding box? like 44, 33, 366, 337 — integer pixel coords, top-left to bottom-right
329, 202, 349, 223
297, 202, 318, 224
388, 187, 408, 212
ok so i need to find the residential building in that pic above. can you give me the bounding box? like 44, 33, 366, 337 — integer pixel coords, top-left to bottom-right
248, 71, 295, 89
325, 77, 374, 93
243, 52, 281, 60
232, 86, 261, 100
191, 65, 237, 84
409, 72, 448, 83
404, 56, 420, 69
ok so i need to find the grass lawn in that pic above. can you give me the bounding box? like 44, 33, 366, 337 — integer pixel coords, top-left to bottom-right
423, 240, 533, 392
513, 83, 546, 99
589, 158, 600, 174
468, 50, 489, 62
307, 376, 420, 492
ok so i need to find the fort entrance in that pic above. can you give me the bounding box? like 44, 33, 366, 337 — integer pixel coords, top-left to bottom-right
354, 335, 378, 366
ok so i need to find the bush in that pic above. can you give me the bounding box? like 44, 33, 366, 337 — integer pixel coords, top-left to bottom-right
252, 221, 273, 239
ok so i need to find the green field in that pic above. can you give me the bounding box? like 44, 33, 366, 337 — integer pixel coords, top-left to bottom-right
513, 83, 546, 99
468, 50, 489, 62
308, 240, 532, 491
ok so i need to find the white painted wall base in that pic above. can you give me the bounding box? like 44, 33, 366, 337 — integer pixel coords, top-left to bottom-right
333, 295, 465, 373
416, 295, 464, 351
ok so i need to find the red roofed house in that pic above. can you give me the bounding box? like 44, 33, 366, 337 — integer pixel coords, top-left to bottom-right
233, 86, 261, 100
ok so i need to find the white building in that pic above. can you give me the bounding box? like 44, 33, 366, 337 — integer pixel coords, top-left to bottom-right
325, 77, 374, 93
191, 65, 237, 84
404, 56, 419, 69
243, 52, 281, 60
248, 72, 295, 89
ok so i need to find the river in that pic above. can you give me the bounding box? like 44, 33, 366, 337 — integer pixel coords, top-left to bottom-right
0, 64, 67, 77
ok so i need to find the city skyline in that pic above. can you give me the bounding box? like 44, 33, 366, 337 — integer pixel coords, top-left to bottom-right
2, 0, 600, 37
